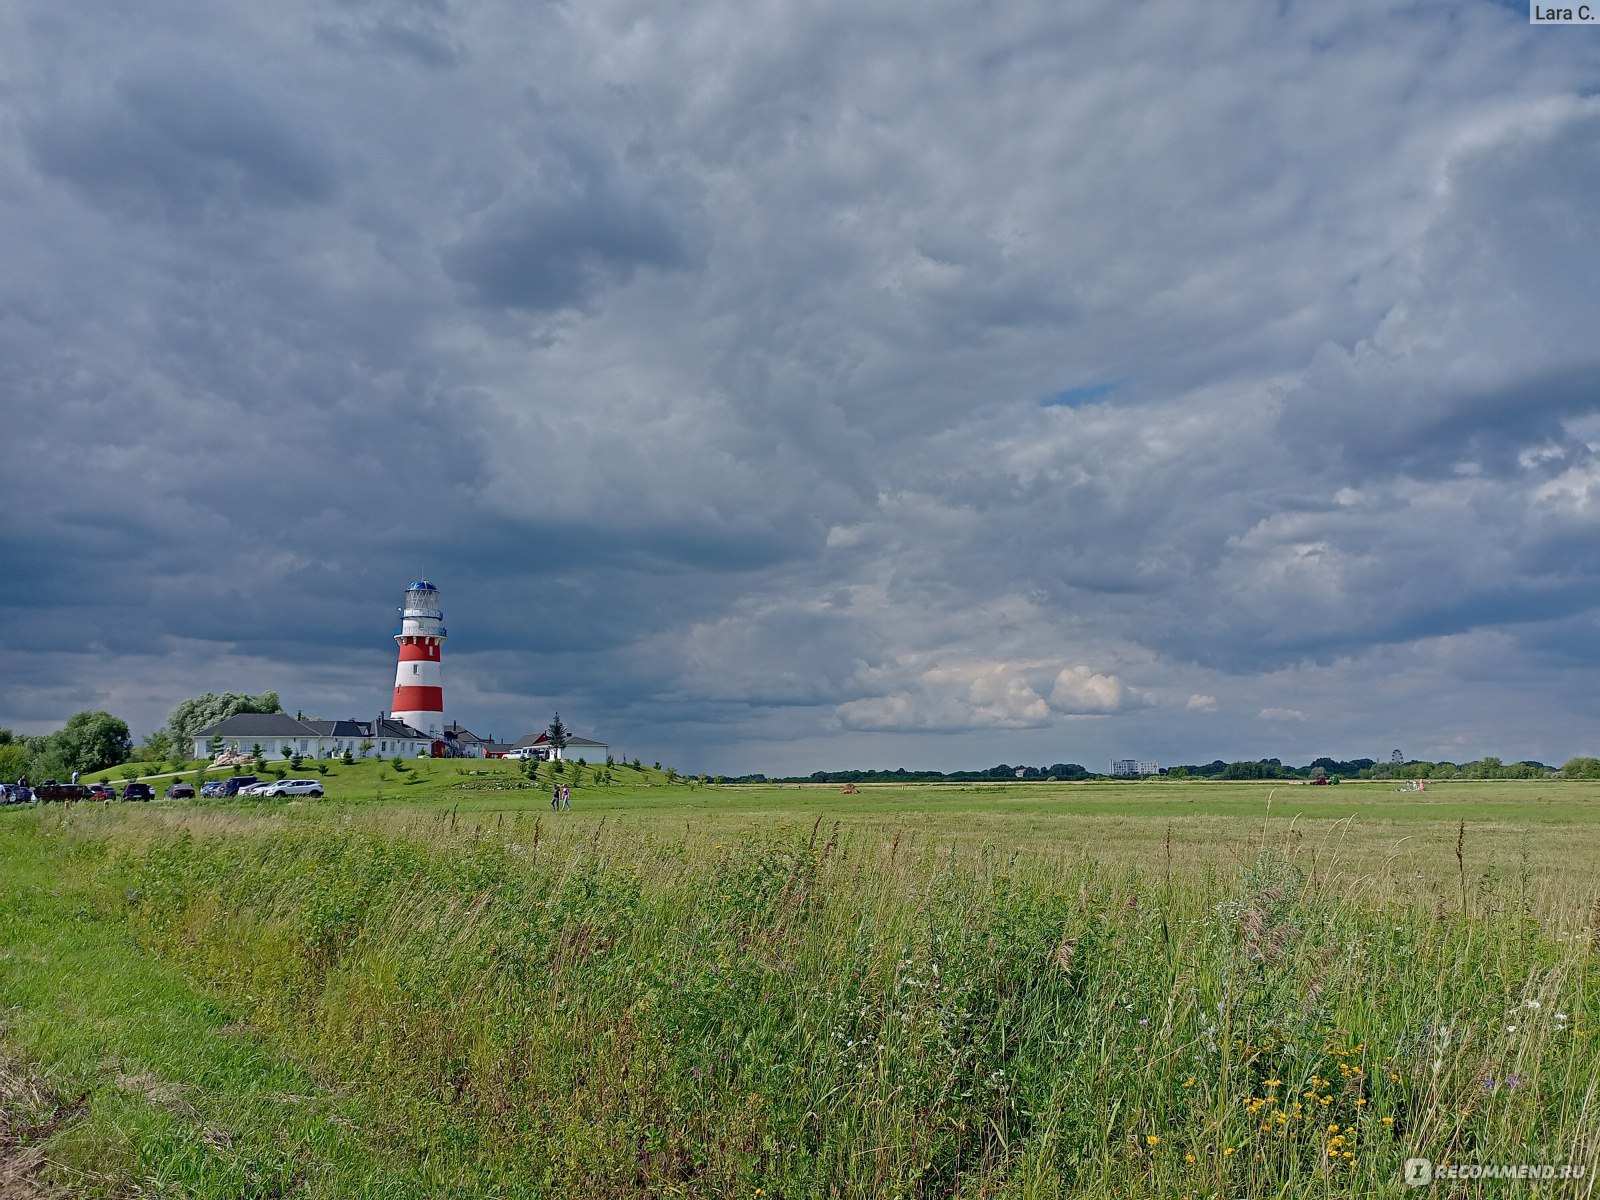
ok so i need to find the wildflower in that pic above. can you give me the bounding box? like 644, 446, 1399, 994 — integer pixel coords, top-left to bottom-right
1146, 1135, 1161, 1147
1525, 999, 1541, 1010
1506, 1024, 1517, 1033
1185, 1153, 1195, 1163
1264, 1078, 1281, 1087
1505, 1074, 1521, 1090
1183, 1076, 1196, 1088
1223, 1146, 1236, 1156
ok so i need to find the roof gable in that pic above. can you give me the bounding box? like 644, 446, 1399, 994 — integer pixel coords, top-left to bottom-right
194, 713, 316, 738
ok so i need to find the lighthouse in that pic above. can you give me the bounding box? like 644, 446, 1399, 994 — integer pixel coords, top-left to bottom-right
391, 579, 446, 737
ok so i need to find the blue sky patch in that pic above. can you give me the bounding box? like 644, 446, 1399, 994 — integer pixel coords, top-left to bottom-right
1042, 382, 1119, 408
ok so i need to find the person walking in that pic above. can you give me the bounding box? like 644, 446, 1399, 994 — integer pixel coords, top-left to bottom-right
551, 783, 560, 810
561, 784, 570, 809
70, 770, 79, 785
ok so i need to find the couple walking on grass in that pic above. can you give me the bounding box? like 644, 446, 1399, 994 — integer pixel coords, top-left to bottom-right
551, 783, 570, 810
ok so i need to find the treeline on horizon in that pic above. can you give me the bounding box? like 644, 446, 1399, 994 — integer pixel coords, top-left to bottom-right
727, 753, 1599, 785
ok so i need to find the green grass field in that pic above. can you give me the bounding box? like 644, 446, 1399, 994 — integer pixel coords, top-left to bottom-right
3, 776, 1597, 1197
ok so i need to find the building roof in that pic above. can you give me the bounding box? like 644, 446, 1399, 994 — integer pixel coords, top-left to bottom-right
444, 723, 491, 743
194, 713, 317, 738
515, 732, 608, 748
194, 714, 431, 741
303, 719, 370, 737
374, 718, 430, 740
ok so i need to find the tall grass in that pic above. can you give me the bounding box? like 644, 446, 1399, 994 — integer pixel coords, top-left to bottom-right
68, 805, 1589, 1198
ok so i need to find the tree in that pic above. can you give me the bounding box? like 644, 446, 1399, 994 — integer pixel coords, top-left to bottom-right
137, 729, 174, 764
165, 691, 283, 748
0, 743, 28, 781
51, 711, 133, 774
1562, 757, 1600, 779
545, 712, 569, 757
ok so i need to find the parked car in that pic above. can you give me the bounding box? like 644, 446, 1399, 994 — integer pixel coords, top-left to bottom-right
219, 775, 260, 797
260, 779, 325, 797
0, 784, 27, 805
122, 782, 155, 802
34, 782, 90, 802
87, 783, 117, 802
242, 781, 276, 795
200, 781, 225, 797
165, 783, 196, 799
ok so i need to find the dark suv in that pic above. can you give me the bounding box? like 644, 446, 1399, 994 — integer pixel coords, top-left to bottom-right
122, 782, 155, 802
165, 783, 196, 799
220, 775, 260, 797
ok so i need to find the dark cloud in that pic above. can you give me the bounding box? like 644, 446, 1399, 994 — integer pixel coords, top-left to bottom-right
445, 145, 695, 311
29, 56, 336, 219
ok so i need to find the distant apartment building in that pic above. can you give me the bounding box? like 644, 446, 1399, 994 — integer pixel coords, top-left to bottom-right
1110, 758, 1161, 777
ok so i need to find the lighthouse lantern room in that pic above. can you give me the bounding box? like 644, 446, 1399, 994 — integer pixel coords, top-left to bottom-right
391, 580, 447, 737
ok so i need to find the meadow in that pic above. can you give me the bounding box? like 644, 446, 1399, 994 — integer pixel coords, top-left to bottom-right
2, 768, 1596, 1197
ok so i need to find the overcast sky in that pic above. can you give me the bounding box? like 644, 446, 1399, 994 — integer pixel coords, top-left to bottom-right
3, 0, 1598, 775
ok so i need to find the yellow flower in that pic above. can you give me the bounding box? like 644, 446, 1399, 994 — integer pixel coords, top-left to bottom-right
1185, 1153, 1195, 1163
1329, 1124, 1341, 1132
1381, 1116, 1394, 1125
1146, 1135, 1160, 1147
1265, 1078, 1281, 1087
1223, 1146, 1236, 1157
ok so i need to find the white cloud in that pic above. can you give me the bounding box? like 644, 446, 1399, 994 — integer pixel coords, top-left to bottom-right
1049, 666, 1137, 715
1258, 708, 1308, 722
837, 662, 1051, 732
1186, 694, 1218, 713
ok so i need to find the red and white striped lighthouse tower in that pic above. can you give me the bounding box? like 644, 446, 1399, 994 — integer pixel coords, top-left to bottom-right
391, 579, 446, 737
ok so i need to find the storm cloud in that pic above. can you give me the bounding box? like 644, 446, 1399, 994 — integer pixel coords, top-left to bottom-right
3, 0, 1599, 774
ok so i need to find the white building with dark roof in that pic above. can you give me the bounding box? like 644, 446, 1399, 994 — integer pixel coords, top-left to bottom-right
514, 731, 609, 762
192, 713, 432, 760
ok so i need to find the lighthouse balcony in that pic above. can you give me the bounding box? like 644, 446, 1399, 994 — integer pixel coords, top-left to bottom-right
394, 626, 447, 638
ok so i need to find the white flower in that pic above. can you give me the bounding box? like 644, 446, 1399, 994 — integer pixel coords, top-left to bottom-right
1525, 999, 1541, 1011
1506, 1024, 1518, 1033
1556, 1011, 1569, 1021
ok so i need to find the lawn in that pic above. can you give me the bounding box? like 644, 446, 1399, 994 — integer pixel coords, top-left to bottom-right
3, 778, 1596, 1196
